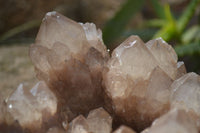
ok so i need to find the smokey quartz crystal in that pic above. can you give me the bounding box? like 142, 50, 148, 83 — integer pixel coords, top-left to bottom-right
29, 11, 109, 121
103, 36, 185, 131
1, 11, 199, 133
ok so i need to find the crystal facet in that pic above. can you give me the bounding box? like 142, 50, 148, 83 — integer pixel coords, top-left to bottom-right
170, 72, 200, 116
141, 109, 198, 133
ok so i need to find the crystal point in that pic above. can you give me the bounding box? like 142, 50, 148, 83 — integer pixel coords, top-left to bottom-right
103, 36, 179, 131
5, 81, 57, 130
87, 107, 112, 133
30, 11, 109, 121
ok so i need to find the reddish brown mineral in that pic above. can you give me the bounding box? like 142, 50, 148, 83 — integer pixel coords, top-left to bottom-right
29, 11, 109, 122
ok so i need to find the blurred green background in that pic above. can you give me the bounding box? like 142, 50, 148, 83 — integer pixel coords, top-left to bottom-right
0, 0, 200, 95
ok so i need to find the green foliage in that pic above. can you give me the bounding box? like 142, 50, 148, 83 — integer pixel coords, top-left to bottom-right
175, 42, 200, 57
0, 20, 40, 44
102, 0, 145, 45
102, 0, 200, 72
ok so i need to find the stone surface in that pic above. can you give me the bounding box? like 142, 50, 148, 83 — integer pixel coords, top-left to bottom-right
4, 81, 57, 131
141, 109, 198, 133
30, 11, 109, 121
103, 35, 178, 131
113, 125, 136, 133
170, 72, 200, 116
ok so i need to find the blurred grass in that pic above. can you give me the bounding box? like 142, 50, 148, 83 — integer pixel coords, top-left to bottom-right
103, 0, 145, 45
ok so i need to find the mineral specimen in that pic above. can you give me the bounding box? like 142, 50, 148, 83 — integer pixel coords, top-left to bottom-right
0, 11, 198, 133
103, 36, 181, 131
30, 11, 109, 121
3, 81, 57, 132
141, 109, 198, 133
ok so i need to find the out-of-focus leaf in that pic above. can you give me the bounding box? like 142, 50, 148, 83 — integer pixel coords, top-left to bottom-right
175, 42, 200, 57
103, 0, 145, 46
144, 19, 166, 28
0, 38, 34, 45
153, 4, 177, 41
182, 26, 200, 44
150, 0, 166, 19
123, 28, 157, 41
177, 0, 200, 33
0, 20, 40, 41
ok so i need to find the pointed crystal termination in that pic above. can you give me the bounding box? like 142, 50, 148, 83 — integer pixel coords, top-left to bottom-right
67, 107, 112, 133
87, 107, 112, 133
145, 38, 178, 80
103, 35, 182, 131
30, 11, 109, 121
141, 109, 198, 133
3, 81, 57, 132
113, 125, 137, 133
170, 73, 200, 119
68, 115, 89, 133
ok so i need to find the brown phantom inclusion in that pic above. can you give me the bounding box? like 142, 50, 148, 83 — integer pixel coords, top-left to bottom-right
30, 11, 109, 121
103, 36, 186, 131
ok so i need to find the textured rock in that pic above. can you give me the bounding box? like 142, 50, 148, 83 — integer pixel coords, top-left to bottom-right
30, 11, 109, 121
113, 125, 136, 133
4, 81, 57, 131
141, 109, 198, 133
170, 72, 200, 116
103, 36, 178, 131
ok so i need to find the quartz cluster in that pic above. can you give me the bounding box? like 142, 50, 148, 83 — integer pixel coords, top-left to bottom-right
0, 11, 200, 133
